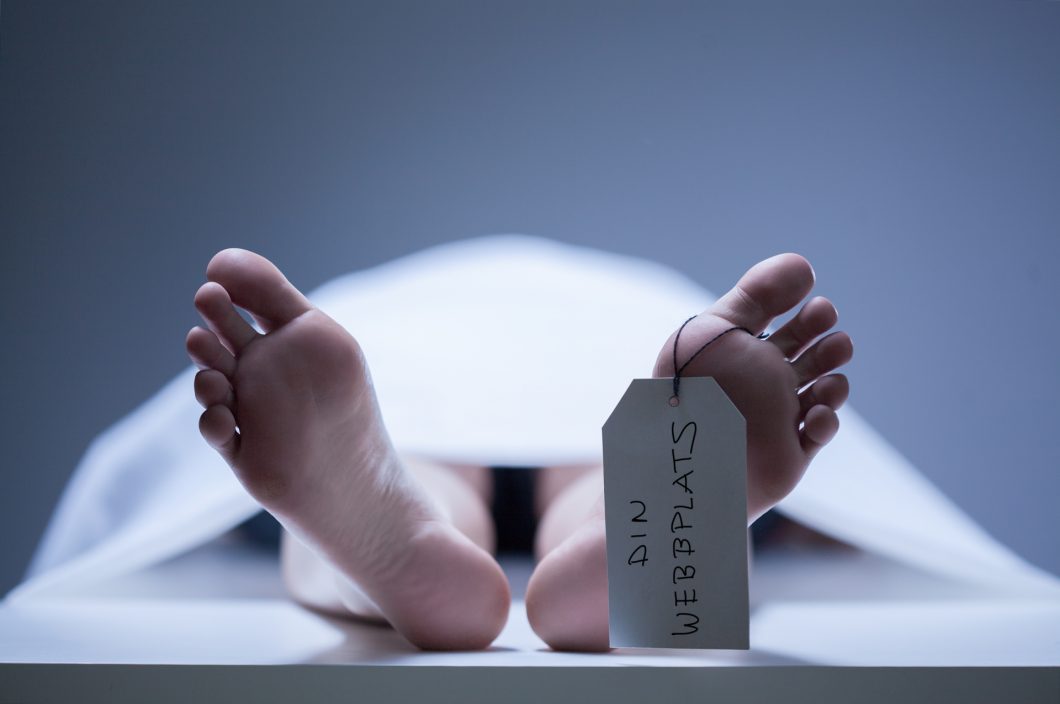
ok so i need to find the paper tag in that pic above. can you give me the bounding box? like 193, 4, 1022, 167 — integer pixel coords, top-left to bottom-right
603, 377, 749, 649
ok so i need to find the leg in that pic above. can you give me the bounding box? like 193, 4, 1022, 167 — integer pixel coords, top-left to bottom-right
533, 464, 602, 561
526, 253, 853, 650
187, 249, 509, 650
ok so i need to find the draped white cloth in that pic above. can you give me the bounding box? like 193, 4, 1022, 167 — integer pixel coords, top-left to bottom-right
10, 235, 1058, 602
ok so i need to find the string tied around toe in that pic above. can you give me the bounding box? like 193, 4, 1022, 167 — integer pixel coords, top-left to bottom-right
670, 316, 769, 404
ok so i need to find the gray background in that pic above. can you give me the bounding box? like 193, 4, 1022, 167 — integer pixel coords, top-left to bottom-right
1, 0, 1057, 596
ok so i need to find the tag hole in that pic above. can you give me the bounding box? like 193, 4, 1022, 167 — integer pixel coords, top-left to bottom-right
669, 396, 680, 407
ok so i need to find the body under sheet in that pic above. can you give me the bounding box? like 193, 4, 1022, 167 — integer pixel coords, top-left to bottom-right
10, 235, 1058, 602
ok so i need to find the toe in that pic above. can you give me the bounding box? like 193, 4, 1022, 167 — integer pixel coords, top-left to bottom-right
199, 404, 240, 460
186, 326, 237, 378
798, 373, 849, 415
790, 331, 853, 388
711, 253, 816, 333
194, 369, 234, 410
769, 296, 838, 359
194, 282, 260, 354
206, 248, 312, 330
801, 404, 839, 458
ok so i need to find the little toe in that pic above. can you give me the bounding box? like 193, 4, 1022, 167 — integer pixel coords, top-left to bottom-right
186, 326, 237, 378
769, 296, 838, 359
194, 369, 234, 410
790, 331, 853, 388
801, 404, 839, 458
194, 282, 260, 354
206, 248, 312, 330
711, 253, 816, 333
199, 404, 240, 460
798, 373, 849, 415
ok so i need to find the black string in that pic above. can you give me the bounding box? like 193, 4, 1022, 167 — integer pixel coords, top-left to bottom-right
671, 316, 770, 401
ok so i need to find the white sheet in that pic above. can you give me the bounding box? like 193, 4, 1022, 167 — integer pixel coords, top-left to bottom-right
9, 235, 1059, 602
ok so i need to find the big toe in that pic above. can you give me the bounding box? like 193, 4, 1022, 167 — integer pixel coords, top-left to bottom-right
206, 248, 312, 330
711, 253, 816, 333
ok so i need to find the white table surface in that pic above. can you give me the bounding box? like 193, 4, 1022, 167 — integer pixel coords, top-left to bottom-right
2, 536, 1057, 702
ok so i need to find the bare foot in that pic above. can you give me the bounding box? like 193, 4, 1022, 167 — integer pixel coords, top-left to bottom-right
526, 253, 853, 651
185, 249, 509, 650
